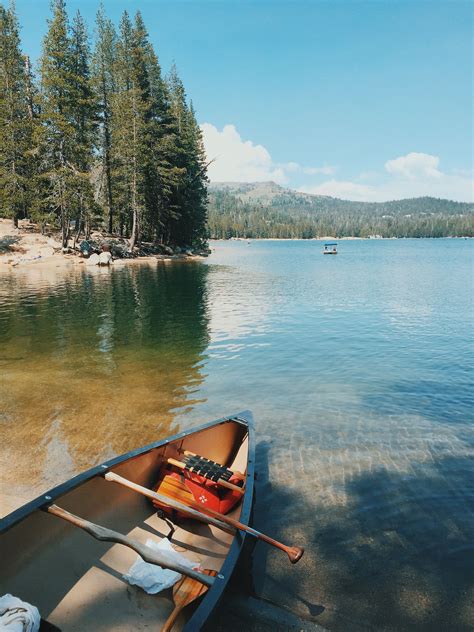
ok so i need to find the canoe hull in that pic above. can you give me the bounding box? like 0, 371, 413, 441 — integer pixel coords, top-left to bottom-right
0, 411, 255, 632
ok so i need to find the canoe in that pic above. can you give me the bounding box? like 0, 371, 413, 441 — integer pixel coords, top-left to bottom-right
0, 411, 257, 631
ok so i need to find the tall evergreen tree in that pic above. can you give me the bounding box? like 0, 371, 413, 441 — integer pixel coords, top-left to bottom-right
39, 0, 95, 247
136, 13, 183, 245
0, 2, 34, 227
69, 10, 97, 240
167, 65, 208, 246
111, 10, 151, 248
92, 4, 116, 233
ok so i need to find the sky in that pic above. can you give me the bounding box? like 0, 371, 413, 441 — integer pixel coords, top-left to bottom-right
12, 0, 474, 202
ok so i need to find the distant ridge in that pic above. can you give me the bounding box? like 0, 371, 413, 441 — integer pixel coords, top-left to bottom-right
208, 180, 471, 207
207, 181, 474, 238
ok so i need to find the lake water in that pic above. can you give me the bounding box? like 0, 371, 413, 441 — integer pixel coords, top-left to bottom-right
1, 239, 473, 631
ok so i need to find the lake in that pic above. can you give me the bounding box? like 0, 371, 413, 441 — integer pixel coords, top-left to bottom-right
1, 239, 473, 631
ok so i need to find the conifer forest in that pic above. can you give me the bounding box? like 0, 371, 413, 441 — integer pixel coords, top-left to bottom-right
0, 1, 208, 250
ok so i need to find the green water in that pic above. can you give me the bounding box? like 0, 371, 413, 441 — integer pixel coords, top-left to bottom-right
0, 239, 473, 631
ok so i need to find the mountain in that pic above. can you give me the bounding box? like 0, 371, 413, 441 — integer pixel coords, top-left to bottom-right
207, 181, 474, 239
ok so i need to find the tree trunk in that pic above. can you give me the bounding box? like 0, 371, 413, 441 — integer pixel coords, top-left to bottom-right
129, 101, 139, 250
23, 56, 34, 120
104, 105, 113, 234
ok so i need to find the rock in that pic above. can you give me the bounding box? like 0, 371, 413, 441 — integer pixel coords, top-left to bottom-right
86, 253, 100, 266
98, 251, 113, 266
185, 249, 193, 256
162, 245, 174, 256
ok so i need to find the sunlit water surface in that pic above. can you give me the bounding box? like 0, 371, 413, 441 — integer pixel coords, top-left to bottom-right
1, 240, 473, 631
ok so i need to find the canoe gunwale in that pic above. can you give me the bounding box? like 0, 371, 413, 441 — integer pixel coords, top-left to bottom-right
0, 410, 254, 535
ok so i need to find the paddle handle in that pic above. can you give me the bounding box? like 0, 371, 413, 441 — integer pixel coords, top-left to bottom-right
46, 504, 214, 586
167, 457, 245, 494
105, 472, 304, 564
162, 607, 181, 632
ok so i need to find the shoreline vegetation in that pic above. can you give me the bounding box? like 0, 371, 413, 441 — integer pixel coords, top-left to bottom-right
0, 1, 208, 256
208, 182, 474, 239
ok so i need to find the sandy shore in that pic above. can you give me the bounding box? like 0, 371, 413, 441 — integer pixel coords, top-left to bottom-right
0, 219, 204, 269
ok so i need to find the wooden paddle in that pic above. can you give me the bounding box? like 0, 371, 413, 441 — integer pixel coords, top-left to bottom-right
46, 504, 214, 587
105, 472, 304, 564
161, 569, 218, 632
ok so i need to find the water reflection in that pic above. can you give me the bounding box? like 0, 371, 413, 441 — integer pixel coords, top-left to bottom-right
0, 262, 210, 504
1, 239, 472, 631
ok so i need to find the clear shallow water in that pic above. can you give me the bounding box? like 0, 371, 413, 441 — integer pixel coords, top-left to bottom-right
1, 240, 473, 630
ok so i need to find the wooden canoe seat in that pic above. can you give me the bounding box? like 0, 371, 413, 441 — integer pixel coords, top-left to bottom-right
152, 472, 194, 512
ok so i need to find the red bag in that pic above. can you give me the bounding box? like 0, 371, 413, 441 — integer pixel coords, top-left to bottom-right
182, 471, 244, 514
153, 471, 243, 519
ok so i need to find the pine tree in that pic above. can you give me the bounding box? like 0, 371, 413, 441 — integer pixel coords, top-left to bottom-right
111, 11, 151, 248
167, 65, 208, 247
183, 101, 208, 246
39, 0, 95, 247
0, 2, 34, 227
137, 13, 183, 245
39, 0, 76, 246
92, 4, 116, 233
69, 10, 97, 241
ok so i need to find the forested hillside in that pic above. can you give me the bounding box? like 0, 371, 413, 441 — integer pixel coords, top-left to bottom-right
208, 182, 474, 238
0, 1, 208, 250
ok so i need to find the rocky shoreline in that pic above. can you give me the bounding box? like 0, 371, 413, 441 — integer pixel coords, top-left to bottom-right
0, 219, 209, 268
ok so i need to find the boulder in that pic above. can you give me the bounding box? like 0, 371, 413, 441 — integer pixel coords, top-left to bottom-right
98, 251, 113, 266
86, 253, 100, 266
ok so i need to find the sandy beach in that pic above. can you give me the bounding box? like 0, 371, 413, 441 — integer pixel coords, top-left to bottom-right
0, 219, 205, 271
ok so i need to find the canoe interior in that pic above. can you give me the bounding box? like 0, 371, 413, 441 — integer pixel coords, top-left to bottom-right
0, 416, 251, 631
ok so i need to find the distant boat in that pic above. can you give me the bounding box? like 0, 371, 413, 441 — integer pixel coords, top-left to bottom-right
323, 242, 338, 255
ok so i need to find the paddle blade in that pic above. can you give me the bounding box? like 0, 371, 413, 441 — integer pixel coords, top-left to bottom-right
162, 570, 217, 632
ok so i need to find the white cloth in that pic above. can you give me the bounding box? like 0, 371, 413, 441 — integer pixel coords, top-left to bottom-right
123, 538, 198, 595
0, 594, 40, 632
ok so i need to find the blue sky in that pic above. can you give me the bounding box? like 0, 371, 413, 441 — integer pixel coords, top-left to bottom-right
13, 0, 473, 201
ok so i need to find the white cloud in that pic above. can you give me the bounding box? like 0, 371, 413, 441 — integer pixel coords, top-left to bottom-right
200, 122, 337, 184
200, 123, 288, 184
200, 125, 473, 202
384, 152, 442, 179
282, 161, 300, 173
300, 153, 473, 202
